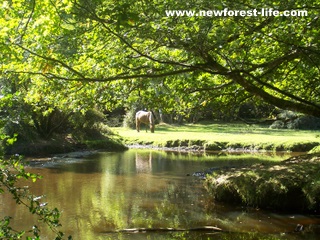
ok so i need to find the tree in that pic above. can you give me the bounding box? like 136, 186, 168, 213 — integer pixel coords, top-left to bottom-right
1, 0, 320, 121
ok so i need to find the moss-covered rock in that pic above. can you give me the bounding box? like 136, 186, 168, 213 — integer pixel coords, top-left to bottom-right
205, 154, 320, 212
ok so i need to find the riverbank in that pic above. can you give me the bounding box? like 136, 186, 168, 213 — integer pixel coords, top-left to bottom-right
5, 133, 127, 157
205, 153, 320, 213
112, 122, 320, 153
7, 122, 320, 156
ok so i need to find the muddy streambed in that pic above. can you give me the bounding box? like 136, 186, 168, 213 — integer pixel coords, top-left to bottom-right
1, 149, 320, 239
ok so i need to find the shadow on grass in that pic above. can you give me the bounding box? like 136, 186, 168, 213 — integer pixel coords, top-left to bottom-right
156, 122, 310, 137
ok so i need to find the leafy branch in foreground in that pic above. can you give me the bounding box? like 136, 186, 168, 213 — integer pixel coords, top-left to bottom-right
0, 154, 71, 239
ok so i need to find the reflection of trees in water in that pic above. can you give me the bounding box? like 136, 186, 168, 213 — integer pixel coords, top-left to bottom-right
7, 150, 312, 239
135, 151, 152, 173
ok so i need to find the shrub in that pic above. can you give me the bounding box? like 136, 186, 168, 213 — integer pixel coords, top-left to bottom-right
123, 108, 136, 129
294, 115, 320, 130
70, 109, 113, 141
270, 111, 320, 130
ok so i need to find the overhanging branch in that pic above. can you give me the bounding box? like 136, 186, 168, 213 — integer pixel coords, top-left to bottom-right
8, 68, 196, 82
14, 43, 86, 79
229, 71, 320, 117
242, 71, 320, 109
187, 81, 235, 94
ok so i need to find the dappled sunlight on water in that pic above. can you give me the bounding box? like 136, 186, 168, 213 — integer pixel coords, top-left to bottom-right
1, 150, 320, 239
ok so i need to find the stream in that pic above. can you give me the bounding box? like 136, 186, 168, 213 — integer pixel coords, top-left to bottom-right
1, 149, 320, 239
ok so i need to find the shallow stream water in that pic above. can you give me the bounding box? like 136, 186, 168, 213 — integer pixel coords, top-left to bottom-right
1, 149, 320, 239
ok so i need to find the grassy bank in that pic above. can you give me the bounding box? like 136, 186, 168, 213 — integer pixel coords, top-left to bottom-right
205, 153, 320, 212
112, 122, 320, 152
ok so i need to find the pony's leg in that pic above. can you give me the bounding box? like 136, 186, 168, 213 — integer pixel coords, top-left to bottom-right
136, 120, 140, 132
149, 114, 155, 133
149, 120, 152, 132
150, 123, 154, 133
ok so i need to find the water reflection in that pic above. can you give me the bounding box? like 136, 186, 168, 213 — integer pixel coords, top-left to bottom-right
1, 150, 320, 240
135, 151, 153, 173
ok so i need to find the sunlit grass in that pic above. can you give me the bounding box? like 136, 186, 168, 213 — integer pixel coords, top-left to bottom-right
111, 122, 320, 150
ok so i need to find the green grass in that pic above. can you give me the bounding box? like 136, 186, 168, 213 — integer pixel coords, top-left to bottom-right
111, 122, 320, 152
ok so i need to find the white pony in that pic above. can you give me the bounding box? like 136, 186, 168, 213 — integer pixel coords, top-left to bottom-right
135, 110, 155, 133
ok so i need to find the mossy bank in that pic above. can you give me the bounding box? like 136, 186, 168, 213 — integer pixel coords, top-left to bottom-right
205, 153, 320, 213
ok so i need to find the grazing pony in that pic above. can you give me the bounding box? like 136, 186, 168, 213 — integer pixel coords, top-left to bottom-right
135, 110, 155, 133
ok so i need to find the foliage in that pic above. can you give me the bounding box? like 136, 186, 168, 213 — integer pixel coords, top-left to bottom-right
0, 154, 69, 239
1, 0, 320, 131
70, 109, 108, 139
123, 108, 137, 129
65, 108, 128, 151
0, 101, 128, 155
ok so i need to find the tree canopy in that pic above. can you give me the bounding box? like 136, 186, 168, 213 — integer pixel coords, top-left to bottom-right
1, 0, 320, 127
